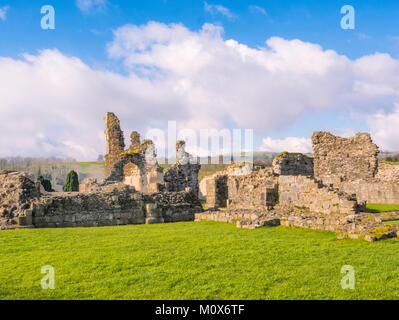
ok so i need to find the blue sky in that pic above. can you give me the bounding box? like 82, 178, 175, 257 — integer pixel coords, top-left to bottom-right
1, 0, 399, 159
1, 0, 398, 61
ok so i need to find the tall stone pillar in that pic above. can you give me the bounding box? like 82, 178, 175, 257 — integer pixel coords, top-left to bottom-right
104, 112, 125, 178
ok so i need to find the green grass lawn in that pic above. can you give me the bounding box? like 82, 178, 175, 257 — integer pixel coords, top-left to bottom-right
366, 203, 399, 213
1, 221, 399, 300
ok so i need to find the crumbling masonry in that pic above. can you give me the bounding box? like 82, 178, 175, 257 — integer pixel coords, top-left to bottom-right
0, 113, 202, 229
3, 117, 399, 242
197, 132, 399, 241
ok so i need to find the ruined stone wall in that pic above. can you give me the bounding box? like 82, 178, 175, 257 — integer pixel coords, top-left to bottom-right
0, 171, 201, 229
164, 142, 201, 196
335, 181, 399, 205
0, 171, 41, 227
312, 132, 379, 182
376, 162, 399, 183
103, 113, 165, 194
205, 166, 278, 210
104, 112, 125, 179
272, 152, 314, 176
31, 188, 146, 228
164, 163, 201, 195
317, 161, 399, 204
206, 175, 228, 209
278, 175, 359, 215
30, 188, 201, 228
226, 169, 278, 209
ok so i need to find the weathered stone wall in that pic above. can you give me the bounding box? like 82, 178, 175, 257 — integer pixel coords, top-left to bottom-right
32, 187, 145, 228
312, 132, 379, 182
0, 171, 41, 227
103, 113, 166, 194
376, 162, 399, 183
278, 175, 359, 215
333, 181, 399, 205
272, 152, 314, 176
30, 188, 201, 228
318, 161, 399, 204
1, 170, 202, 229
104, 112, 125, 179
206, 175, 228, 209
205, 166, 279, 210
226, 169, 278, 209
164, 142, 201, 196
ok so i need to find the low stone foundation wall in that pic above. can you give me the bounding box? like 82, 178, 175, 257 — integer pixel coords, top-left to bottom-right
195, 208, 399, 241
31, 189, 146, 228
29, 189, 201, 229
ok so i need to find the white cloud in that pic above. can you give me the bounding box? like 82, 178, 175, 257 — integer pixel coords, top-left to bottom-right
367, 104, 399, 151
204, 2, 237, 20
76, 0, 107, 13
2, 22, 399, 160
249, 5, 267, 16
0, 6, 9, 21
260, 137, 312, 153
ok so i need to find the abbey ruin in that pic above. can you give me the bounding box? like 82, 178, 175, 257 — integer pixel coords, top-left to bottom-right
0, 113, 202, 229
2, 113, 399, 241
196, 132, 399, 241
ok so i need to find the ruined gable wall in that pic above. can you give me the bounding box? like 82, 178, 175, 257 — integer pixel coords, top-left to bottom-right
312, 132, 379, 182
312, 132, 399, 204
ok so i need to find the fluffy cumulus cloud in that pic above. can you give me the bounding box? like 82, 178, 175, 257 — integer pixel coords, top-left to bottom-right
0, 6, 9, 21
368, 104, 399, 151
76, 0, 107, 13
260, 137, 312, 153
2, 21, 399, 159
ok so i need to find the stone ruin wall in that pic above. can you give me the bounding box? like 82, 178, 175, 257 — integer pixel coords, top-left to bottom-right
0, 113, 203, 229
204, 164, 278, 209
312, 132, 379, 182
312, 131, 399, 204
104, 113, 125, 178
272, 152, 314, 176
103, 113, 200, 196
278, 175, 358, 215
164, 141, 201, 196
0, 170, 201, 229
0, 171, 41, 227
205, 159, 359, 215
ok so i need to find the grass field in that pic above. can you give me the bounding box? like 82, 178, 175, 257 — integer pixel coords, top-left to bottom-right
1, 221, 399, 300
366, 203, 399, 213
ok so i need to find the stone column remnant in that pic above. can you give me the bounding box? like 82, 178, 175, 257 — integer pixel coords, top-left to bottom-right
104, 112, 125, 178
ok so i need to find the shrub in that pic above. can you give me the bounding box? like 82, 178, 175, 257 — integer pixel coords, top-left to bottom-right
63, 170, 79, 192
37, 175, 53, 192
